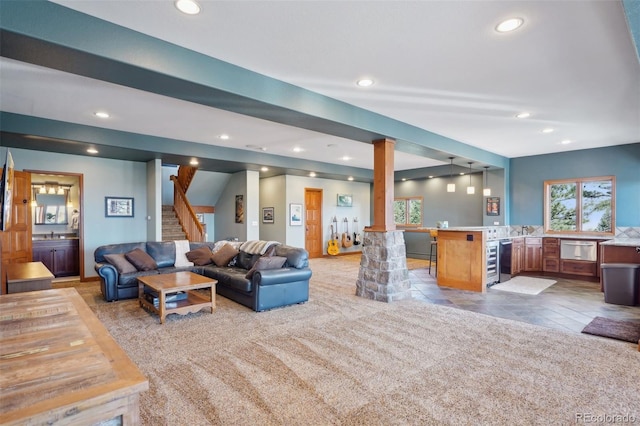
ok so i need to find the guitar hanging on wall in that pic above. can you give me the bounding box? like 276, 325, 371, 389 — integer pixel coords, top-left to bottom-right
327, 217, 340, 255
341, 217, 353, 248
353, 217, 361, 245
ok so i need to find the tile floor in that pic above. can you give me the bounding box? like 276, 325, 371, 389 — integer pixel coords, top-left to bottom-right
409, 267, 640, 333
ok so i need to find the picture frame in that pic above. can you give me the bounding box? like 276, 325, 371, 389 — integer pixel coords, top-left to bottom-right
289, 203, 303, 226
262, 207, 274, 224
196, 213, 205, 223
337, 193, 353, 207
105, 196, 134, 217
486, 197, 500, 216
235, 194, 244, 223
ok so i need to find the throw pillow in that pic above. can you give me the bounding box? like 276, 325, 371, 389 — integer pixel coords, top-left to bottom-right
125, 248, 158, 271
103, 253, 138, 274
186, 246, 213, 266
245, 256, 287, 279
210, 243, 239, 267
236, 251, 261, 270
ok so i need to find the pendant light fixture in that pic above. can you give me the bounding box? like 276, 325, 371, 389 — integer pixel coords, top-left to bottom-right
483, 166, 492, 196
466, 162, 475, 194
447, 157, 455, 192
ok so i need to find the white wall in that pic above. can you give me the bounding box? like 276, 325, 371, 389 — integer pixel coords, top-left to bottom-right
285, 175, 371, 254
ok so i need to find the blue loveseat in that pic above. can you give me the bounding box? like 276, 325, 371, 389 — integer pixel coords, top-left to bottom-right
94, 241, 311, 312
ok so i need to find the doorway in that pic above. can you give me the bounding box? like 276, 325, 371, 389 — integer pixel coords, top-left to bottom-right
304, 188, 323, 258
28, 170, 84, 280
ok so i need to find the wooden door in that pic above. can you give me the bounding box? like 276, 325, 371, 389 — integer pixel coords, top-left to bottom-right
304, 188, 323, 258
1, 170, 32, 294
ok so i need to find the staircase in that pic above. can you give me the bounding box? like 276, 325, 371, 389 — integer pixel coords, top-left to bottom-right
162, 205, 187, 241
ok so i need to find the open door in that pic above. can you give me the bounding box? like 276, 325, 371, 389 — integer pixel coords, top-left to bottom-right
304, 188, 323, 258
0, 170, 32, 294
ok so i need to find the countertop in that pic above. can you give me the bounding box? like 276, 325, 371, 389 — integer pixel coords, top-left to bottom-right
600, 238, 640, 247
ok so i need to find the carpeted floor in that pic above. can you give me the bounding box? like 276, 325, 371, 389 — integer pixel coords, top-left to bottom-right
71, 256, 639, 425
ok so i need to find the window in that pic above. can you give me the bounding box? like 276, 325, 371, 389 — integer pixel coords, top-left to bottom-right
544, 176, 615, 235
394, 197, 423, 227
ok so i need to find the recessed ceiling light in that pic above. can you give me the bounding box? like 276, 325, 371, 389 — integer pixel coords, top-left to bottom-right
190, 159, 199, 165
347, 176, 354, 181
341, 156, 351, 161
219, 134, 230, 140
292, 147, 304, 153
86, 148, 98, 154
261, 167, 269, 172
542, 128, 554, 133
175, 0, 201, 15
401, 178, 407, 182
560, 139, 572, 145
459, 172, 465, 176
356, 78, 374, 87
309, 172, 316, 177
496, 17, 524, 33
94, 111, 110, 119
428, 175, 434, 179
515, 112, 531, 119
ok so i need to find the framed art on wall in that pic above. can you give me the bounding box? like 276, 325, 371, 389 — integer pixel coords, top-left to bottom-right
262, 207, 274, 224
486, 197, 500, 216
337, 194, 353, 207
105, 196, 134, 217
289, 203, 302, 226
235, 194, 244, 223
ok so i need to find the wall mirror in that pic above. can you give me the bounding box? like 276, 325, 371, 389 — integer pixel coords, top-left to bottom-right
32, 184, 69, 225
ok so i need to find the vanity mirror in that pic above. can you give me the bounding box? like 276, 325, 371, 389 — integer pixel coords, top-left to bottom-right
32, 183, 71, 225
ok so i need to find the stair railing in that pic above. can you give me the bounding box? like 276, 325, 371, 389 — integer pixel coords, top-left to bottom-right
169, 174, 205, 242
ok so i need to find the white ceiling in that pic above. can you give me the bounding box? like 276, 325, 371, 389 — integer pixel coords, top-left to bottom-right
3, 0, 639, 172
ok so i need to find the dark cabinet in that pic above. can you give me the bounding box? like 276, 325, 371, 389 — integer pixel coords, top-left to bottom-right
543, 238, 560, 272
524, 237, 542, 271
32, 239, 79, 277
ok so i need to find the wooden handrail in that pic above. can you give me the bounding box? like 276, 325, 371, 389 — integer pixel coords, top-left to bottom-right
169, 174, 205, 242
176, 165, 197, 193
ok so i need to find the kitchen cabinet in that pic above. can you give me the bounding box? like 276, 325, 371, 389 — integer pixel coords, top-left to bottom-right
511, 237, 524, 275
559, 239, 599, 278
524, 237, 542, 271
32, 239, 79, 277
436, 230, 485, 292
543, 238, 559, 272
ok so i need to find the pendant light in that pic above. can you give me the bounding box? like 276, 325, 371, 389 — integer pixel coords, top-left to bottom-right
483, 166, 492, 196
466, 162, 475, 194
447, 157, 455, 192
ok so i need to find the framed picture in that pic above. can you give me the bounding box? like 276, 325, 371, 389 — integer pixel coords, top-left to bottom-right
289, 203, 303, 226
235, 194, 244, 223
262, 207, 274, 224
105, 196, 134, 217
486, 197, 500, 216
196, 213, 205, 223
337, 194, 353, 207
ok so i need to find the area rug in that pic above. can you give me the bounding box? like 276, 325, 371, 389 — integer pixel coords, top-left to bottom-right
490, 276, 557, 295
582, 316, 640, 343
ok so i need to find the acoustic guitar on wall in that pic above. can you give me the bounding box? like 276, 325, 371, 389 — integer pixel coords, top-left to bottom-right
327, 223, 340, 255
341, 217, 353, 248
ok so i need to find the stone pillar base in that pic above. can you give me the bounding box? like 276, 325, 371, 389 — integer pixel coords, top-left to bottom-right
355, 230, 412, 302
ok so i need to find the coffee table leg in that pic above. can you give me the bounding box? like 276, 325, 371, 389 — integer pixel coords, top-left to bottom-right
159, 290, 166, 324
138, 281, 144, 307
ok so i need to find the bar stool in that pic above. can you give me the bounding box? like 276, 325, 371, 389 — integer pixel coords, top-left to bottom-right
428, 229, 437, 276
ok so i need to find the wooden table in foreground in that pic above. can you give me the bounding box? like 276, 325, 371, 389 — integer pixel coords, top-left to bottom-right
138, 271, 217, 324
6, 261, 54, 294
0, 288, 148, 425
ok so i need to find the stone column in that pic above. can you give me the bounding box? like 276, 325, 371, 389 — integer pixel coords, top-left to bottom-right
356, 230, 412, 302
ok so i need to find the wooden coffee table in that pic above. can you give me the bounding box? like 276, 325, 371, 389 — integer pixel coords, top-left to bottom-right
138, 271, 216, 324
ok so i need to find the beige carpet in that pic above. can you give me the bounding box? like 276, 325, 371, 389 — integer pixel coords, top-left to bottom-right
73, 257, 639, 425
489, 276, 557, 295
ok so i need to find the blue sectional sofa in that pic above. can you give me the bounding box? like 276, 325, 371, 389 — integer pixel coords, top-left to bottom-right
94, 241, 311, 312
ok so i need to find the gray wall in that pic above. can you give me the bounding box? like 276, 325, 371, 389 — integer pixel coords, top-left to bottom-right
510, 143, 640, 227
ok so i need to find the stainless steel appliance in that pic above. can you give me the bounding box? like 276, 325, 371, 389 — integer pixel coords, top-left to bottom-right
499, 239, 512, 283
560, 240, 597, 261
486, 240, 499, 286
